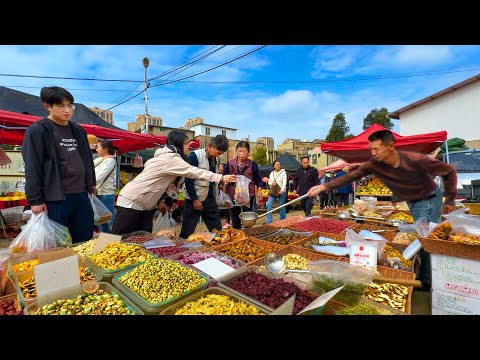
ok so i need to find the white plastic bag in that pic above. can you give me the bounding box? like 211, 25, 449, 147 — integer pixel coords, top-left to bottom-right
234, 175, 251, 207
89, 194, 113, 225
152, 211, 177, 239
217, 189, 234, 209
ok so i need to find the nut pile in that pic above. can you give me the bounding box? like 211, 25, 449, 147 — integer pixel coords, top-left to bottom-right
243, 225, 277, 237
72, 238, 98, 257
282, 254, 308, 270
262, 233, 308, 246
216, 240, 277, 263
450, 232, 480, 245
28, 289, 135, 315
392, 232, 418, 245
174, 294, 265, 315
119, 258, 206, 304
121, 234, 155, 245
87, 243, 151, 270
364, 282, 408, 312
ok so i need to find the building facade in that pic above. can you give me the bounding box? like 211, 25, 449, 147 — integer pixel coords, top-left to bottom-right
89, 106, 114, 125
388, 73, 480, 145
184, 117, 237, 139
127, 114, 163, 133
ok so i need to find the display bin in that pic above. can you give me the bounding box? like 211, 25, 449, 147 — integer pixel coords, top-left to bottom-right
212, 237, 283, 265
418, 236, 480, 261
243, 225, 278, 238
249, 245, 345, 267
256, 228, 316, 247
23, 281, 143, 315
119, 231, 156, 245
218, 265, 318, 314
112, 260, 209, 315
292, 231, 349, 259
159, 286, 271, 315
165, 248, 246, 284
84, 244, 154, 283
322, 297, 406, 315
287, 217, 358, 236
14, 256, 103, 308
8, 247, 65, 280
0, 292, 23, 315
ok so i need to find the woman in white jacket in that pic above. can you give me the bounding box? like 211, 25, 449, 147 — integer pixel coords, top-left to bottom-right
94, 140, 117, 232
266, 160, 288, 224
111, 131, 236, 235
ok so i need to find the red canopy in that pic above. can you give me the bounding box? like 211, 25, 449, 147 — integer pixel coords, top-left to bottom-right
0, 109, 166, 154
320, 123, 447, 162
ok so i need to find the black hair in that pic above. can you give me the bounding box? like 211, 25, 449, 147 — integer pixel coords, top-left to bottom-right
40, 86, 74, 106
98, 140, 117, 155
368, 130, 396, 145
272, 159, 281, 168
167, 130, 188, 159
236, 140, 250, 152
301, 156, 310, 162
210, 135, 229, 152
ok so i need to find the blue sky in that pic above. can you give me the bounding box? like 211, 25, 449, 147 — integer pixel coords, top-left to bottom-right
1, 45, 480, 146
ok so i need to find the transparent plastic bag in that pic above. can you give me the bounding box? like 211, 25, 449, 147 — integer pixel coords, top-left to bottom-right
345, 228, 388, 269
9, 212, 71, 254
152, 211, 176, 239
234, 175, 251, 207
413, 216, 430, 238
89, 194, 112, 225
217, 189, 234, 209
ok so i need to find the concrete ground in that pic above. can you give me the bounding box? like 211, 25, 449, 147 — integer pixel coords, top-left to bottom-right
0, 207, 431, 315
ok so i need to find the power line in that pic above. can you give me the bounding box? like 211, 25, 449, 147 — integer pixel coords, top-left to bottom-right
150, 45, 268, 88
0, 73, 141, 82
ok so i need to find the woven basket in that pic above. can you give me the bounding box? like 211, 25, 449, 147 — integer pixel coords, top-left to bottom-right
418, 236, 480, 261
0, 293, 22, 313
463, 203, 480, 215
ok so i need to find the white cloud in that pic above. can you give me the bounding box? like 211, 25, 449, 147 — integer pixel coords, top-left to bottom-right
260, 90, 319, 114
372, 45, 453, 68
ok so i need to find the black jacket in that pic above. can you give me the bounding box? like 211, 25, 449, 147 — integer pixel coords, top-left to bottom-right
22, 118, 96, 206
293, 165, 319, 196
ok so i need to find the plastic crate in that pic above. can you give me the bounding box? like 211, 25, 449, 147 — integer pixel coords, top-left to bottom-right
112, 259, 209, 314
24, 281, 143, 315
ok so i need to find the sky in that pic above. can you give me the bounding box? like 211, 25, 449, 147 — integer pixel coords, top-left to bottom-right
1, 45, 480, 146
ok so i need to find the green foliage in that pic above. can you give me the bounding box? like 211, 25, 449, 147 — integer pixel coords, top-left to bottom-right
362, 108, 394, 130
326, 113, 350, 142
252, 146, 269, 166
0, 145, 15, 150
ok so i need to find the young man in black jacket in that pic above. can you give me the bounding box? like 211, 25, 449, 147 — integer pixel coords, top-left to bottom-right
22, 86, 96, 243
293, 156, 318, 216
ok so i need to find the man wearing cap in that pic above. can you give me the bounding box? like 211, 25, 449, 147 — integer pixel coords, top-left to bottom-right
179, 135, 229, 239
87, 134, 99, 159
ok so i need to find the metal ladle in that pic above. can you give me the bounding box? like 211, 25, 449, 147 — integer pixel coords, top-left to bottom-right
239, 193, 309, 228
264, 253, 423, 287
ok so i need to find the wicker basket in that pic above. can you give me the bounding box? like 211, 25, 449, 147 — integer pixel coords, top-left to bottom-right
0, 293, 22, 313
418, 236, 480, 261
463, 203, 480, 215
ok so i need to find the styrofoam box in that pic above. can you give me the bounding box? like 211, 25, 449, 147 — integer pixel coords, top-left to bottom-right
431, 289, 480, 315
431, 253, 480, 300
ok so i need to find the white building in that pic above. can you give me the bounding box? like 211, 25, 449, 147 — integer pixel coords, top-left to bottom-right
388, 73, 480, 144
184, 117, 237, 139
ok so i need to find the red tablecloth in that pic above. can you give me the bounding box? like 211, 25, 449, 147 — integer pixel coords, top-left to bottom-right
0, 199, 27, 209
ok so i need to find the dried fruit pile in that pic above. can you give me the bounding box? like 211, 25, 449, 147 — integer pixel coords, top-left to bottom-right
175, 251, 242, 269
87, 243, 151, 270
216, 240, 277, 263
291, 218, 354, 234
0, 298, 22, 315
148, 245, 189, 257
364, 282, 408, 312
121, 234, 155, 245
270, 216, 305, 228
174, 294, 265, 315
243, 225, 277, 237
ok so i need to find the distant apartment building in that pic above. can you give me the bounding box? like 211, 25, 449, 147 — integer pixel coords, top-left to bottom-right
257, 137, 274, 151
277, 138, 327, 169
89, 106, 114, 125
184, 117, 237, 139
127, 114, 163, 134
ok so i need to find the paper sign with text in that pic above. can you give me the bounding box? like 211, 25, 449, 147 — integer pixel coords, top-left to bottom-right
92, 233, 122, 253
192, 257, 236, 279
34, 255, 81, 297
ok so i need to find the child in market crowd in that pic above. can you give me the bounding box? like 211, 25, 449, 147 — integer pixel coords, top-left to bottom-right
307, 129, 458, 291
265, 160, 288, 224
22, 86, 96, 244
94, 139, 118, 233
111, 131, 236, 235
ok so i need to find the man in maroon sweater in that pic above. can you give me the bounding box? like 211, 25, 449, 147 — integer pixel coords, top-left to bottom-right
307, 130, 458, 291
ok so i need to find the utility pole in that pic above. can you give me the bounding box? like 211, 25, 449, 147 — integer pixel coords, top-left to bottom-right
143, 57, 150, 134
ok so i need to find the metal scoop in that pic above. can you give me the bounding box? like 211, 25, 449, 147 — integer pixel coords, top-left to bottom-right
264, 253, 423, 287
239, 193, 309, 228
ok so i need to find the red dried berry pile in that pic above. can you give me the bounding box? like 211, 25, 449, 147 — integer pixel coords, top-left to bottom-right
291, 218, 353, 234
148, 245, 189, 257
225, 271, 316, 314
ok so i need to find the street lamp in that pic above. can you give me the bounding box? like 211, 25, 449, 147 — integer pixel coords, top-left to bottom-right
143, 57, 150, 134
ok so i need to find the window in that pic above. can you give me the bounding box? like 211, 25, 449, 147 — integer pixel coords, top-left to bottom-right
222, 129, 226, 136
312, 154, 317, 164
206, 127, 211, 135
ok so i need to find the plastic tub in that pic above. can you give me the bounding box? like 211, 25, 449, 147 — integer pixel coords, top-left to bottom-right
218, 265, 317, 314
24, 281, 143, 315
84, 243, 154, 283
8, 248, 64, 279
112, 259, 209, 314
159, 286, 270, 315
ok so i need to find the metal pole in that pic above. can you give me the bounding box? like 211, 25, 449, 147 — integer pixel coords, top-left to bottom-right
444, 139, 450, 164
143, 57, 150, 134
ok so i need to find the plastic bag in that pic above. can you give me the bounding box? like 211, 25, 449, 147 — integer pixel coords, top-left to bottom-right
345, 228, 389, 269
413, 216, 430, 238
217, 189, 234, 209
9, 212, 72, 254
89, 194, 113, 225
448, 213, 480, 236
152, 211, 177, 239
307, 260, 374, 306
234, 175, 251, 207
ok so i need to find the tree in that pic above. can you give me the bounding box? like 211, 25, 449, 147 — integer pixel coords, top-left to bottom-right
251, 146, 268, 166
363, 107, 394, 130
325, 113, 350, 142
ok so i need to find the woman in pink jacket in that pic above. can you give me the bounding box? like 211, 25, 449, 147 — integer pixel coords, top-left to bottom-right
112, 131, 236, 234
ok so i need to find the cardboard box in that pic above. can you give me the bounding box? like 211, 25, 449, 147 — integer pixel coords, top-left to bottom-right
431, 289, 480, 315
431, 253, 480, 300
